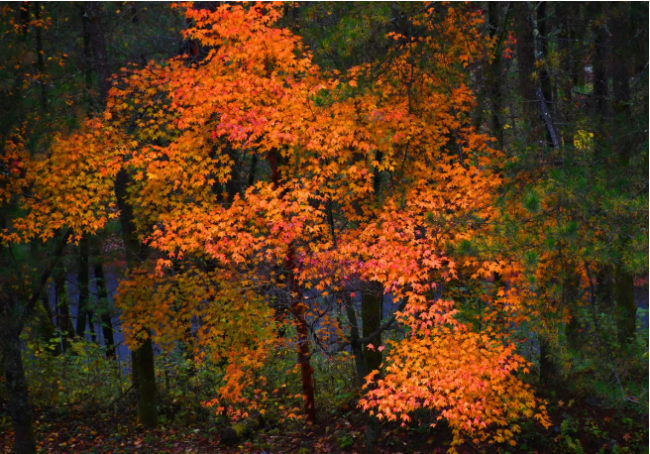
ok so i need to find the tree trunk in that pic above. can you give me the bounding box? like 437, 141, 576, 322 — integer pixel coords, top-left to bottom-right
115, 168, 158, 427
80, 4, 93, 92
609, 3, 632, 163
269, 148, 317, 423
515, 2, 538, 139
609, 4, 636, 345
1, 322, 36, 454
76, 237, 90, 338
539, 336, 555, 385
287, 247, 317, 423
84, 2, 111, 104
344, 293, 367, 386
138, 337, 158, 426
487, 1, 504, 148
615, 268, 636, 343
93, 255, 116, 357
591, 1, 609, 161
55, 269, 73, 351
558, 4, 575, 148
362, 285, 383, 454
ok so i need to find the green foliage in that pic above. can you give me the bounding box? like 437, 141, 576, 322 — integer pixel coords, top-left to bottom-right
20, 333, 123, 409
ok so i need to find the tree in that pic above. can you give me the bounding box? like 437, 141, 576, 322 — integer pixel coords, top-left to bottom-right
98, 3, 549, 447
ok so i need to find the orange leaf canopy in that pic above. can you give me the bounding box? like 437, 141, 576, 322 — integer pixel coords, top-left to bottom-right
13, 2, 549, 446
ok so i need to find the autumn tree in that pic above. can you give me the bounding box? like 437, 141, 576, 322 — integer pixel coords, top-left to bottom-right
90, 3, 550, 449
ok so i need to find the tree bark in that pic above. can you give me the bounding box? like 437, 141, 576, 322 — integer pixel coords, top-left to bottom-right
558, 3, 575, 148
92, 242, 116, 357
96, 269, 116, 356
0, 229, 70, 454
487, 2, 505, 148
54, 269, 73, 351
343, 294, 367, 386
75, 237, 90, 338
84, 2, 111, 104
615, 268, 636, 343
609, 4, 636, 344
1, 321, 36, 454
361, 284, 383, 454
287, 247, 317, 423
515, 2, 538, 138
269, 148, 317, 423
115, 169, 158, 427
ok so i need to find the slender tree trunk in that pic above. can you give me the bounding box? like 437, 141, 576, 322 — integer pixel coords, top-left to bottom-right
293, 299, 317, 423
84, 2, 111, 104
287, 246, 317, 423
81, 7, 92, 90
362, 285, 383, 454
55, 269, 73, 351
344, 294, 367, 386
590, 1, 610, 159
539, 336, 555, 385
269, 148, 317, 422
360, 150, 386, 453
615, 268, 636, 343
92, 249, 116, 357
76, 237, 90, 338
592, 3, 608, 119
538, 2, 553, 116
558, 4, 574, 148
487, 1, 504, 148
610, 3, 632, 162
247, 153, 258, 187
515, 2, 538, 139
610, 4, 636, 343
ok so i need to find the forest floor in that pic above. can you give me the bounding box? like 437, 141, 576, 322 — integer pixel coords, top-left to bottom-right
1, 391, 647, 454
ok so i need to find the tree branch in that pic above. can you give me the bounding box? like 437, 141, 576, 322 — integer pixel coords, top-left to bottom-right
24, 228, 72, 321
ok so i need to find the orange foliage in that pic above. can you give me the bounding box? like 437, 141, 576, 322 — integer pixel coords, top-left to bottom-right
9, 2, 550, 447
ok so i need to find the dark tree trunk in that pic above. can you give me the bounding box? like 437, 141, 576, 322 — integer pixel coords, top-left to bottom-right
92, 253, 116, 357
515, 2, 538, 137
539, 336, 555, 385
115, 168, 158, 427
75, 237, 90, 338
591, 3, 608, 119
55, 269, 73, 351
84, 2, 111, 104
79, 3, 93, 97
0, 231, 70, 454
344, 294, 367, 386
538, 2, 553, 115
609, 4, 636, 344
615, 268, 636, 343
610, 3, 632, 162
268, 149, 317, 423
487, 1, 504, 148
138, 337, 158, 425
287, 247, 317, 423
362, 284, 383, 454
558, 4, 575, 148
1, 322, 36, 454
